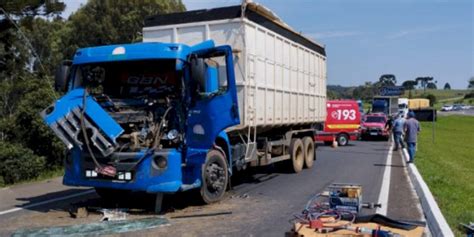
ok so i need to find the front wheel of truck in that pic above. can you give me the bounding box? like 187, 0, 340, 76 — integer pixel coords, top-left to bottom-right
201, 149, 229, 204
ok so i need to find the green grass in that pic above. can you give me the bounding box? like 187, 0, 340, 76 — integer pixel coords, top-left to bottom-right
416, 115, 474, 235
0, 167, 64, 188
403, 89, 470, 101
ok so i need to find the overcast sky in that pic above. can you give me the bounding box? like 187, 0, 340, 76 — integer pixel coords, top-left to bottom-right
62, 0, 473, 89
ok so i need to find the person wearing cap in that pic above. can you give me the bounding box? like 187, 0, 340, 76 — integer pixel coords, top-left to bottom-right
392, 114, 406, 151
404, 111, 420, 163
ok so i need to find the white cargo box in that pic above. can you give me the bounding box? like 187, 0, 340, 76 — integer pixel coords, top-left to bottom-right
143, 3, 327, 131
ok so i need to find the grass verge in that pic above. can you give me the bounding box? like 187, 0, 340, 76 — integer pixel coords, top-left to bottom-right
416, 115, 474, 235
0, 167, 64, 188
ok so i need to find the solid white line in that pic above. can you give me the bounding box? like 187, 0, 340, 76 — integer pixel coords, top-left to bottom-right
376, 140, 394, 216
0, 189, 95, 216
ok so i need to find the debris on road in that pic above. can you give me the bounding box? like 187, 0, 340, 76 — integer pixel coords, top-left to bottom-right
12, 217, 169, 236
68, 206, 88, 219
100, 208, 128, 221
170, 211, 232, 219
288, 183, 425, 236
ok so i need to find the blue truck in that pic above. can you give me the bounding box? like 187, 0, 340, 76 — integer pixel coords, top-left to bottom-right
41, 4, 327, 212
371, 96, 399, 116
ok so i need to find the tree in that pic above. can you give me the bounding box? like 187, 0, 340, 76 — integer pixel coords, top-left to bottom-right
443, 83, 451, 90
352, 81, 380, 100
58, 0, 186, 60
402, 80, 417, 90
424, 94, 437, 106
416, 76, 434, 92
469, 77, 474, 89
427, 82, 437, 89
379, 74, 396, 87
0, 0, 65, 184
0, 1, 65, 17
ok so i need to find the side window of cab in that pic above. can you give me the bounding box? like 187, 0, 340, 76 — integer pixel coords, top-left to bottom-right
191, 55, 228, 98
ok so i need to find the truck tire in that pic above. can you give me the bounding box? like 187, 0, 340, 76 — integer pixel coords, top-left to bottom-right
200, 149, 229, 204
290, 138, 304, 173
337, 134, 349, 146
303, 137, 315, 169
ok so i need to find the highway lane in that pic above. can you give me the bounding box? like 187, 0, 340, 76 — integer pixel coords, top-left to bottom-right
0, 140, 424, 236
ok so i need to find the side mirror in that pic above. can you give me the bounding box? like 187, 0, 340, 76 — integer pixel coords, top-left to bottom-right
190, 57, 206, 92
54, 60, 72, 92
190, 58, 219, 95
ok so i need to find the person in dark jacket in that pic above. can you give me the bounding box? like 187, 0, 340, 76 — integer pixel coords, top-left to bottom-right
404, 111, 420, 163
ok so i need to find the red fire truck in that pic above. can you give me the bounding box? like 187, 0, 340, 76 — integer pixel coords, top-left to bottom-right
316, 100, 361, 146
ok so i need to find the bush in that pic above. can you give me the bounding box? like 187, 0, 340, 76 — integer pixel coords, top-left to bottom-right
422, 93, 437, 106
464, 92, 474, 99
0, 142, 46, 185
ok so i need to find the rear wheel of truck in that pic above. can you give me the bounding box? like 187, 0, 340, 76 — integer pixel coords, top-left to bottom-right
303, 137, 315, 169
337, 134, 349, 146
290, 138, 304, 173
201, 149, 229, 204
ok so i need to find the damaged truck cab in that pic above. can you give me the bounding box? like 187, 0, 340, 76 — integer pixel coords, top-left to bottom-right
42, 4, 328, 212
42, 40, 240, 208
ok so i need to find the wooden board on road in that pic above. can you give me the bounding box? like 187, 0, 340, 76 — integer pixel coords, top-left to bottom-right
288, 221, 424, 237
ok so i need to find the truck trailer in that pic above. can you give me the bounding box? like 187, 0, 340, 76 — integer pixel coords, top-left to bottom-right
41, 2, 327, 211
372, 96, 398, 116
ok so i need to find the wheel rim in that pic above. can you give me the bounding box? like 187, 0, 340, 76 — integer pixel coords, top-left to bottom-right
339, 136, 347, 145
204, 162, 226, 198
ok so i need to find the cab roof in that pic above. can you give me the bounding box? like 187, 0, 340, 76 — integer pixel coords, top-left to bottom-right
72, 42, 191, 65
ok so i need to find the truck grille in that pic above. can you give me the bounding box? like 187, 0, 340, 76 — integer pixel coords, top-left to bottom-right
42, 107, 116, 157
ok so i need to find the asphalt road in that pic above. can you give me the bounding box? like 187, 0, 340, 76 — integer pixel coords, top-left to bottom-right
438, 108, 474, 116
0, 140, 423, 236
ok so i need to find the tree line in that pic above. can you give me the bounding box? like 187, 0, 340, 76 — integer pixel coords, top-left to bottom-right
329, 74, 473, 101
0, 0, 185, 185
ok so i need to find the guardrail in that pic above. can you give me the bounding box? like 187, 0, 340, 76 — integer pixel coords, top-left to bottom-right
401, 149, 454, 237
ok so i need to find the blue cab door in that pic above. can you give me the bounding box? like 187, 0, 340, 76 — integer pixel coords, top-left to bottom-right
186, 45, 240, 149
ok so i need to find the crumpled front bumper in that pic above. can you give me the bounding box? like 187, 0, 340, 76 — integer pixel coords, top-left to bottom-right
64, 148, 183, 193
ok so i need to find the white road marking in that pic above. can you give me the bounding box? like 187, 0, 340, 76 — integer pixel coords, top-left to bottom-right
0, 189, 95, 216
376, 140, 394, 216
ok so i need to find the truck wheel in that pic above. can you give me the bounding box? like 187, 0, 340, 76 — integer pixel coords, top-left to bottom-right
201, 149, 228, 204
337, 134, 349, 146
290, 138, 304, 173
303, 137, 315, 169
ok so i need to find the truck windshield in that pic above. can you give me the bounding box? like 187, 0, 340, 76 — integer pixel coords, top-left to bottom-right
365, 116, 385, 123
72, 59, 181, 97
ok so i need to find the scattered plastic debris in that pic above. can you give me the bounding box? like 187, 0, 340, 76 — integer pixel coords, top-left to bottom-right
100, 208, 128, 221
68, 206, 88, 219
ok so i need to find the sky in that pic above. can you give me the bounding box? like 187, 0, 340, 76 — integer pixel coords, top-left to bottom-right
62, 0, 473, 89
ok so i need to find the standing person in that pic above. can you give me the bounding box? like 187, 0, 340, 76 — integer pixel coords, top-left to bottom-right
404, 111, 420, 163
384, 115, 394, 137
392, 114, 406, 151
